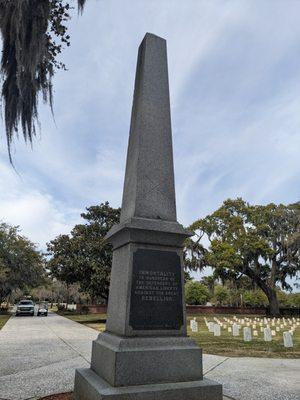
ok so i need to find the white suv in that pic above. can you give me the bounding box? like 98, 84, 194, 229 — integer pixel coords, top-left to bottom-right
16, 300, 35, 316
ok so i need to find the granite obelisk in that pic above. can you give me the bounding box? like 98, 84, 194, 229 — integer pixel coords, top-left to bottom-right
74, 33, 222, 400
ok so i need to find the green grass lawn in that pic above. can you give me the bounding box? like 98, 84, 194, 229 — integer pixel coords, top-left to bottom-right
66, 313, 107, 332
64, 313, 300, 358
0, 314, 10, 330
186, 314, 300, 358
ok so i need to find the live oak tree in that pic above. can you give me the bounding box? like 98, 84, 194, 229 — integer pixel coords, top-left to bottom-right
0, 223, 45, 306
47, 202, 120, 303
186, 199, 300, 316
0, 0, 88, 161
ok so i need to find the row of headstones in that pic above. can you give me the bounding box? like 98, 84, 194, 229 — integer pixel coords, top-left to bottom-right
212, 321, 297, 335
207, 316, 298, 335
220, 316, 299, 330
206, 317, 297, 338
190, 318, 294, 348
229, 316, 300, 327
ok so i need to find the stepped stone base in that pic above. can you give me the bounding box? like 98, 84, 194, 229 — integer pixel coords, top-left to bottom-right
74, 368, 223, 400
90, 332, 203, 387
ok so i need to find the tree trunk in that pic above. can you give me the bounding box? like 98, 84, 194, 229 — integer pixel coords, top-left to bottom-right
266, 289, 280, 317
244, 265, 280, 317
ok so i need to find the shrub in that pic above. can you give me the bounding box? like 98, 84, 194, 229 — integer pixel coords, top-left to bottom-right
277, 290, 290, 306
287, 293, 300, 308
214, 285, 229, 305
243, 290, 267, 307
57, 303, 66, 311
185, 281, 210, 305
80, 305, 89, 315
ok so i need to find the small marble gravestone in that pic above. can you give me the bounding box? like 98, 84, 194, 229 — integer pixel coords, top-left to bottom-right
264, 327, 272, 342
190, 318, 196, 329
214, 324, 221, 336
191, 320, 198, 333
74, 33, 222, 400
243, 327, 252, 342
208, 322, 215, 332
283, 331, 293, 348
232, 324, 240, 336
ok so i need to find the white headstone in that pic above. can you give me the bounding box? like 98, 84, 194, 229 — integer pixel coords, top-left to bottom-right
208, 322, 215, 333
232, 324, 240, 336
243, 327, 252, 342
193, 322, 199, 332
283, 331, 293, 348
253, 330, 258, 336
264, 327, 272, 342
228, 327, 232, 333
191, 320, 198, 332
214, 324, 221, 336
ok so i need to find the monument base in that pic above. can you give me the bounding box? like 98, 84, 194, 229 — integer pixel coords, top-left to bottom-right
74, 368, 223, 400
90, 332, 204, 386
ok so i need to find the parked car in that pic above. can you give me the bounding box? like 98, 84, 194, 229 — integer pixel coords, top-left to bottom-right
16, 299, 35, 316
37, 303, 48, 316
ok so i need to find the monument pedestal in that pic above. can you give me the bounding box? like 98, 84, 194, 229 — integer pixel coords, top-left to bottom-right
88, 333, 203, 386
75, 368, 221, 400
74, 32, 223, 400
75, 331, 223, 399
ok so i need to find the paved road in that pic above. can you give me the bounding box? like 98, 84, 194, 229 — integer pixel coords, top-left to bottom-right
0, 313, 299, 400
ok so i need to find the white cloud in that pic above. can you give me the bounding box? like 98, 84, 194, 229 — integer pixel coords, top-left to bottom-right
0, 161, 80, 248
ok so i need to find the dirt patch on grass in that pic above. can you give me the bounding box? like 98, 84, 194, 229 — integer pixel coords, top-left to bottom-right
40, 393, 73, 400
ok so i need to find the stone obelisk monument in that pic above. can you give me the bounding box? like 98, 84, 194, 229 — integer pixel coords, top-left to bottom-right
74, 33, 222, 400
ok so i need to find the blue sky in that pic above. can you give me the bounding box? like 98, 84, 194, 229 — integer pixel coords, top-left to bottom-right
0, 1, 300, 270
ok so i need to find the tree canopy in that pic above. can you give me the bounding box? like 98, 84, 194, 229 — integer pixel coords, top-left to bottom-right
0, 222, 45, 305
47, 202, 120, 303
186, 198, 300, 316
0, 0, 88, 162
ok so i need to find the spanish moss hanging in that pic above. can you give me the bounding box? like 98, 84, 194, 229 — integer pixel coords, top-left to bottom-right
0, 0, 87, 163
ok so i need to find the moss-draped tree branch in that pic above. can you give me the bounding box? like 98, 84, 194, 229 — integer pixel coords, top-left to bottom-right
0, 0, 87, 163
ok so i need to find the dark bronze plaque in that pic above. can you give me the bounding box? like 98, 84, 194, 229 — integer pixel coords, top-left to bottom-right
129, 249, 183, 330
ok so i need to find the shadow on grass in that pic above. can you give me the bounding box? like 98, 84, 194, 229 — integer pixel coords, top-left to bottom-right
77, 318, 106, 324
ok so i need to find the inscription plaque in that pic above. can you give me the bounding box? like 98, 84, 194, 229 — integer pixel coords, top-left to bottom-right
129, 249, 183, 330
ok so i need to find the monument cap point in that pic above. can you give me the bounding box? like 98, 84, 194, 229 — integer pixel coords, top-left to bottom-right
142, 32, 166, 42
